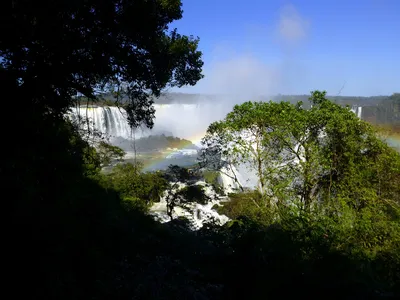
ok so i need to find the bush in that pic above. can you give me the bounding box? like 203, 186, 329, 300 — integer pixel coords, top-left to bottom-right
217, 209, 400, 299
216, 191, 274, 226
202, 170, 224, 195
105, 163, 169, 212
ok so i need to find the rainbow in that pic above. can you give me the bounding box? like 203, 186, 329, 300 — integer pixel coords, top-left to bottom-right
138, 131, 207, 171
386, 135, 400, 152
134, 128, 400, 172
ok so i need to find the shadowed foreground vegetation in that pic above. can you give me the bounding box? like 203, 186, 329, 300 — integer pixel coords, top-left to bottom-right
5, 95, 399, 299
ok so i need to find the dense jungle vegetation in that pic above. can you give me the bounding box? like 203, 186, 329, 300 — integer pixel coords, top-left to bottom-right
2, 1, 400, 299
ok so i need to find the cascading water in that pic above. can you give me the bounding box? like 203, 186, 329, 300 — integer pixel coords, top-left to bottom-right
67, 103, 364, 228
68, 106, 133, 139
149, 180, 230, 230
68, 102, 234, 144
67, 103, 239, 229
351, 105, 363, 119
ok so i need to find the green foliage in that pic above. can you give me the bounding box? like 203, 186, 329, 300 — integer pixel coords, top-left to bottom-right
202, 170, 219, 184
178, 184, 209, 205
68, 137, 126, 177
203, 91, 400, 298
106, 163, 169, 212
3, 2, 206, 297
2, 0, 204, 128
202, 90, 400, 213
82, 145, 102, 177
217, 191, 274, 226
6, 94, 400, 299
97, 141, 126, 166
217, 216, 400, 299
4, 0, 400, 296
202, 170, 224, 195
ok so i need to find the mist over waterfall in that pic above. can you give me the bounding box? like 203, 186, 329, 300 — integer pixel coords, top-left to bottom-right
69, 102, 364, 141
67, 101, 367, 228
68, 101, 237, 145
69, 99, 362, 185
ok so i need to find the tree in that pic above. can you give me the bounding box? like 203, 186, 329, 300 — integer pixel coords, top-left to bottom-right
107, 162, 169, 212
2, 0, 203, 127
3, 0, 204, 206
201, 91, 400, 213
97, 141, 126, 166
2, 3, 204, 296
201, 99, 309, 208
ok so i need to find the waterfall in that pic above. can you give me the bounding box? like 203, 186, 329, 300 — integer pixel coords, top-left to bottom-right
68, 106, 133, 139
68, 103, 230, 144
351, 105, 363, 119
68, 103, 364, 141
149, 180, 230, 230
68, 103, 364, 180
67, 102, 366, 229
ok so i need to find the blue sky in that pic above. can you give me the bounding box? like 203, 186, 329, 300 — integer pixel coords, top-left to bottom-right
173, 0, 400, 96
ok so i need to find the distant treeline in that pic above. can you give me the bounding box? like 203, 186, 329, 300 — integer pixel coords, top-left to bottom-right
75, 91, 398, 105
75, 92, 400, 124
359, 93, 400, 125
274, 93, 400, 124
272, 94, 390, 106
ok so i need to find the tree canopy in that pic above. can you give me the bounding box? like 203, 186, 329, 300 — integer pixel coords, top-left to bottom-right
3, 0, 204, 220
201, 91, 400, 213
2, 0, 203, 127
3, 3, 204, 297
